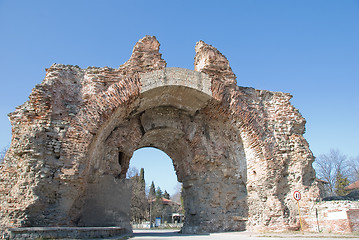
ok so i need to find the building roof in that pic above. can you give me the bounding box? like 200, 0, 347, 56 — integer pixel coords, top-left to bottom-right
161, 198, 172, 205
345, 180, 359, 190
149, 197, 180, 205
315, 178, 329, 184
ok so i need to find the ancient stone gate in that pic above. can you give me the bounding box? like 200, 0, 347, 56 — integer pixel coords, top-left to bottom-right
0, 36, 320, 234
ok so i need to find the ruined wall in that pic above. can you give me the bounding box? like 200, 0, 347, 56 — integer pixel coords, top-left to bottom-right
194, 40, 320, 231
78, 176, 131, 231
303, 201, 359, 233
0, 36, 320, 234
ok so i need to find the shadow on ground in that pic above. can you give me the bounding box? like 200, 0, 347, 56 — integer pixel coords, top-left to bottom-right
133, 230, 209, 237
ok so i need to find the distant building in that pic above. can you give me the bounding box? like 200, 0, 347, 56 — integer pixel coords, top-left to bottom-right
171, 213, 184, 223
345, 180, 359, 191
149, 198, 182, 224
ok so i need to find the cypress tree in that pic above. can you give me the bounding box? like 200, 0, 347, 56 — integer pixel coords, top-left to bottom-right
163, 190, 170, 200
156, 187, 163, 199
140, 168, 145, 183
129, 168, 147, 223
149, 181, 156, 199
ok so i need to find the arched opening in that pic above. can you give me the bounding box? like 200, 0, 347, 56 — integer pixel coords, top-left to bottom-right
74, 101, 249, 233
62, 69, 249, 234
128, 147, 183, 227
129, 147, 178, 197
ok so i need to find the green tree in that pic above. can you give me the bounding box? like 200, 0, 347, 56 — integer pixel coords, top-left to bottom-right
149, 181, 156, 199
163, 190, 170, 200
129, 168, 147, 223
156, 187, 163, 199
335, 171, 350, 196
140, 168, 145, 183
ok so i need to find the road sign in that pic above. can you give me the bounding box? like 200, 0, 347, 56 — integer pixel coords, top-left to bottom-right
293, 190, 303, 233
293, 190, 301, 201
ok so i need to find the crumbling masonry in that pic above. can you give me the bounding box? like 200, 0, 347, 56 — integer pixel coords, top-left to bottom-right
0, 36, 320, 234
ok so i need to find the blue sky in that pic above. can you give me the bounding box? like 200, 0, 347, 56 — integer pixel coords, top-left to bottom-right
0, 1, 358, 195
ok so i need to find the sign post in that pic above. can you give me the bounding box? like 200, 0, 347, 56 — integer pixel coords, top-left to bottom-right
293, 191, 303, 234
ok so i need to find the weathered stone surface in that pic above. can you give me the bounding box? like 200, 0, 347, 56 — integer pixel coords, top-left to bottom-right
8, 226, 127, 239
194, 40, 237, 86
0, 35, 321, 235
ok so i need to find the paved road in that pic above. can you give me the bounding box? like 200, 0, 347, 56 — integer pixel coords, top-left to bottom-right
129, 229, 359, 240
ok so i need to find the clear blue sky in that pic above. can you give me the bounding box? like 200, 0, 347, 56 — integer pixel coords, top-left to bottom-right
0, 1, 358, 195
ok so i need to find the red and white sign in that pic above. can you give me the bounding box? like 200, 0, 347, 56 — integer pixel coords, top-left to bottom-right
293, 191, 301, 201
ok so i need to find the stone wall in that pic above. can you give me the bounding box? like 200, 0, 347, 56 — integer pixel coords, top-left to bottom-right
0, 36, 320, 234
194, 39, 320, 231
8, 227, 127, 239
77, 176, 131, 231
303, 201, 359, 233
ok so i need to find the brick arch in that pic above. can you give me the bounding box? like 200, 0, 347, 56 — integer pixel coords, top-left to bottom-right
61, 68, 214, 179
57, 68, 251, 233
0, 36, 320, 235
